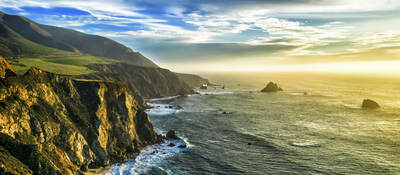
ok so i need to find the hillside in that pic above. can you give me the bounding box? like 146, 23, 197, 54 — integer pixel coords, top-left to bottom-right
0, 11, 210, 98
79, 63, 194, 98
175, 73, 210, 88
0, 12, 158, 67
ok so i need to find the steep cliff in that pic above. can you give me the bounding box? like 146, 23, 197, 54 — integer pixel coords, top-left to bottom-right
79, 63, 194, 98
0, 66, 159, 174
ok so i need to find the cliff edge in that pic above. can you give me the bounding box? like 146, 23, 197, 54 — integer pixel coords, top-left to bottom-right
0, 63, 159, 174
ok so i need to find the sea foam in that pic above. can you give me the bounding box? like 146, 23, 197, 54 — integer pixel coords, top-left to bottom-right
145, 103, 183, 116
106, 131, 191, 175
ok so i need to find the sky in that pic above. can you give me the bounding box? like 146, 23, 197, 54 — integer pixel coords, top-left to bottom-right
1, 0, 400, 73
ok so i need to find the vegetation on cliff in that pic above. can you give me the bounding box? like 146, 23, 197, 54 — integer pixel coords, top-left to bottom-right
0, 61, 159, 174
79, 63, 194, 98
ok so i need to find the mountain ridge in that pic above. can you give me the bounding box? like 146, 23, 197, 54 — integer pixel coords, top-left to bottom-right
0, 12, 158, 67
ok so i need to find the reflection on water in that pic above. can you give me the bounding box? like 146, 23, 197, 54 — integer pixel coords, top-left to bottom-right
109, 72, 400, 175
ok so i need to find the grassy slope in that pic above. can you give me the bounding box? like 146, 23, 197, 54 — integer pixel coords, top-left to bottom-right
9, 55, 117, 75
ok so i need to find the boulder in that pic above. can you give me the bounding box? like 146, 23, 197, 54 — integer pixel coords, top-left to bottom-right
362, 99, 380, 109
166, 130, 179, 139
261, 82, 283, 92
168, 142, 176, 147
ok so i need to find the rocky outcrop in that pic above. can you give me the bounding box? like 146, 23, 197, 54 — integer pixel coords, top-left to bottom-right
362, 99, 380, 109
0, 56, 16, 78
78, 63, 194, 98
166, 130, 179, 140
261, 82, 283, 92
0, 67, 159, 174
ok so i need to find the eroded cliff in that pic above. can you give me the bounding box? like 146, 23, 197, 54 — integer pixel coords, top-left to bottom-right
0, 66, 159, 174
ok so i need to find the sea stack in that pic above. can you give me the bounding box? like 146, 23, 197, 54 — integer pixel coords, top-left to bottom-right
361, 99, 380, 109
166, 129, 180, 139
261, 82, 283, 92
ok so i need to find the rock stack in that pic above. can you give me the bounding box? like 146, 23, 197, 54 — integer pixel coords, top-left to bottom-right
261, 82, 283, 92
362, 99, 380, 109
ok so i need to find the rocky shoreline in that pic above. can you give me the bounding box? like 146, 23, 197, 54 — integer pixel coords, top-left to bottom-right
0, 57, 161, 174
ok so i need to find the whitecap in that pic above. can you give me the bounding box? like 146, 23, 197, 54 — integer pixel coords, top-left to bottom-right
206, 140, 220, 143
291, 142, 318, 147
145, 108, 183, 116
198, 91, 234, 95
105, 135, 191, 175
344, 104, 361, 109
145, 103, 184, 116
148, 95, 181, 102
288, 92, 309, 96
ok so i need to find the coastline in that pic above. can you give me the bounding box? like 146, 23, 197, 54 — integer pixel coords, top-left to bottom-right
94, 94, 193, 175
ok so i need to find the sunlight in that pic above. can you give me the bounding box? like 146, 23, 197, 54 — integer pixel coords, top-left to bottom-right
180, 60, 400, 74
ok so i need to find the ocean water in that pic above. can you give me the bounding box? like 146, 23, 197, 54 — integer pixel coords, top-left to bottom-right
106, 72, 400, 175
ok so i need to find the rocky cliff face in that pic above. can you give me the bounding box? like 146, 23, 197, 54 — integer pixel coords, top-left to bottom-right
79, 63, 195, 98
0, 66, 159, 174
0, 56, 16, 78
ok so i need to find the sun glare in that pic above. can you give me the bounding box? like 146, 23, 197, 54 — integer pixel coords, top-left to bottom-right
172, 60, 400, 74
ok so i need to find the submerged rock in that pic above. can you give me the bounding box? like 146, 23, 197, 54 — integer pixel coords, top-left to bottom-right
166, 130, 180, 139
261, 82, 283, 92
178, 144, 187, 148
168, 142, 176, 147
362, 99, 380, 109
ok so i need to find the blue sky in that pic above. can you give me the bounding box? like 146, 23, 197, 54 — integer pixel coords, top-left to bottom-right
1, 0, 400, 72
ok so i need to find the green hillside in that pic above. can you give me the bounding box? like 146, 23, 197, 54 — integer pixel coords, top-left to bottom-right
9, 55, 117, 75
0, 11, 158, 68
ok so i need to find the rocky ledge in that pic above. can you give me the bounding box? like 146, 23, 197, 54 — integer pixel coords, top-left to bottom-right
0, 62, 160, 174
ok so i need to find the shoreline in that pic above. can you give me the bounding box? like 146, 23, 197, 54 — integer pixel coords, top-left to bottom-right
92, 95, 189, 174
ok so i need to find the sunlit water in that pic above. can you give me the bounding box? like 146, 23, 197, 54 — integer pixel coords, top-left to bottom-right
106, 73, 400, 175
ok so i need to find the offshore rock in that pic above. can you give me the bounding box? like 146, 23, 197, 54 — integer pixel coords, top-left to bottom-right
261, 82, 283, 92
362, 99, 380, 109
0, 67, 159, 174
166, 130, 179, 140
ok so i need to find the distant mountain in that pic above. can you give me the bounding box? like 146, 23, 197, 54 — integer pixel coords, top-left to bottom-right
0, 12, 158, 67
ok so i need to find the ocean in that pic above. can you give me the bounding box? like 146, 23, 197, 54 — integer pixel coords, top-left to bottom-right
105, 72, 400, 175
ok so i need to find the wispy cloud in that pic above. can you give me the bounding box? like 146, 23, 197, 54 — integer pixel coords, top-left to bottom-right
1, 0, 400, 69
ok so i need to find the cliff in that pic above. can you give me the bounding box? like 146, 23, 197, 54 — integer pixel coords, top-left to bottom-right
0, 66, 159, 174
175, 73, 210, 88
78, 63, 195, 98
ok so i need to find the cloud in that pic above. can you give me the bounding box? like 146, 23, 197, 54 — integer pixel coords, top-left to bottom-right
1, 0, 400, 69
